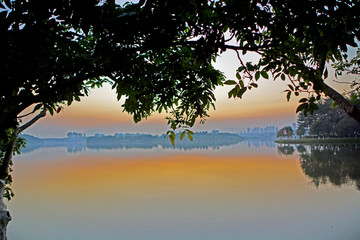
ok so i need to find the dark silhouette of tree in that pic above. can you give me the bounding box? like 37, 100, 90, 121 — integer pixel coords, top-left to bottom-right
0, 0, 225, 236
299, 144, 360, 190
277, 126, 294, 139
296, 98, 360, 137
277, 145, 295, 156
221, 0, 360, 122
296, 126, 306, 138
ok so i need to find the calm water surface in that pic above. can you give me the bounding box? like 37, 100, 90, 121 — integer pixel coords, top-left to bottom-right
7, 140, 360, 240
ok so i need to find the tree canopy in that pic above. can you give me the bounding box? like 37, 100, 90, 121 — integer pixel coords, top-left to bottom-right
296, 98, 360, 137
276, 126, 294, 139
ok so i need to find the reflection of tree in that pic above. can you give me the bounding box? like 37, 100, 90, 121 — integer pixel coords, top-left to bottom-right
299, 144, 360, 190
277, 145, 295, 155
296, 145, 307, 154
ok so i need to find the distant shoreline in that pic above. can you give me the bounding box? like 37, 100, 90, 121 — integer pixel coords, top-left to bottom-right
275, 137, 360, 144
20, 132, 245, 152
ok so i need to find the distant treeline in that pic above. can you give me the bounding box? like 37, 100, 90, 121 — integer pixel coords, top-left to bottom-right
21, 132, 243, 153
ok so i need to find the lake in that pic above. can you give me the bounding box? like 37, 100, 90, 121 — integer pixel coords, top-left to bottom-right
7, 138, 360, 240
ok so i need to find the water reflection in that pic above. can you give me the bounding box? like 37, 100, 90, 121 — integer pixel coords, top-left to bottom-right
299, 144, 360, 190
22, 133, 245, 153
277, 145, 295, 155
277, 144, 360, 190
9, 140, 360, 240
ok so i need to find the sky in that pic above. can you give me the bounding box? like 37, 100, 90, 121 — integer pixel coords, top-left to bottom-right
22, 2, 357, 138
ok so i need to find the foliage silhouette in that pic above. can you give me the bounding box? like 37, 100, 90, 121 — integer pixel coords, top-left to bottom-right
299, 144, 360, 190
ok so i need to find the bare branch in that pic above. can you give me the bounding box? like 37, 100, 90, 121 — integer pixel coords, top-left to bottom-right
234, 49, 253, 81
17, 109, 47, 134
224, 32, 235, 42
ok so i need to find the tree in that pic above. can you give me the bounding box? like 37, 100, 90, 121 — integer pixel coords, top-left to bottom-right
0, 0, 225, 237
277, 126, 294, 139
295, 126, 306, 138
217, 0, 360, 122
335, 118, 360, 137
296, 98, 360, 138
310, 120, 333, 138
332, 49, 360, 105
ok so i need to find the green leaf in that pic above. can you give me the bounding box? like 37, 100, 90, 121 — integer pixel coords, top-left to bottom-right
47, 107, 54, 116
237, 87, 247, 99
286, 91, 291, 102
234, 85, 240, 97
281, 74, 286, 81
261, 71, 269, 79
169, 131, 176, 146
188, 133, 193, 141
236, 72, 241, 80
299, 98, 307, 103
255, 71, 260, 80
224, 80, 237, 85
32, 103, 43, 112
185, 129, 194, 135
239, 80, 244, 88
180, 131, 186, 140
228, 88, 235, 98
296, 103, 308, 113
169, 135, 175, 146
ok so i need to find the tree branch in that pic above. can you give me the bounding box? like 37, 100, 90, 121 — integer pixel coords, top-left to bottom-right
325, 83, 360, 122
17, 109, 47, 134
